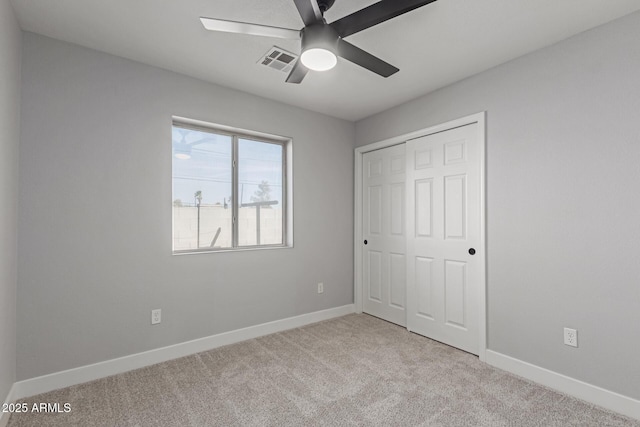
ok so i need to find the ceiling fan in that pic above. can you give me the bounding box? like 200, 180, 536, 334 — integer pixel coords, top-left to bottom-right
200, 0, 438, 84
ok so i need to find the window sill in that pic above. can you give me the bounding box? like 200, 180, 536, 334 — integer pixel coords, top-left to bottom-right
172, 244, 293, 256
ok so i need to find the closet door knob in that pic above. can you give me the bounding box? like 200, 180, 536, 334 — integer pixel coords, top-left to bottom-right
468, 248, 476, 255
364, 240, 368, 245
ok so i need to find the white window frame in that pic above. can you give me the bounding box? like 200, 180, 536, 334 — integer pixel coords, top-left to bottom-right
172, 116, 293, 254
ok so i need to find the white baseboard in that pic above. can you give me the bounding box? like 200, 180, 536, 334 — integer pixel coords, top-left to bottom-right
485, 350, 640, 421
0, 384, 17, 427
11, 304, 355, 400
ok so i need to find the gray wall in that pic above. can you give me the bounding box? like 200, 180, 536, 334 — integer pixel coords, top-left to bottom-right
0, 0, 21, 403
356, 12, 640, 399
17, 33, 354, 380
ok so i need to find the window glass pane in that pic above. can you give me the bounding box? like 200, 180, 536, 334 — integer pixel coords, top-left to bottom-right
172, 127, 232, 250
238, 139, 283, 246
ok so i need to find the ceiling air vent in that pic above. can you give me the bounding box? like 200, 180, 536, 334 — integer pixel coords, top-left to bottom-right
258, 47, 298, 73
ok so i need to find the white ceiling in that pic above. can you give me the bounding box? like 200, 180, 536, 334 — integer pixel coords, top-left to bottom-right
10, 0, 640, 121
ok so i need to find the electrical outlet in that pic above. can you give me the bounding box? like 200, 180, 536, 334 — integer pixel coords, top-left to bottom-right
317, 282, 324, 294
151, 309, 161, 325
564, 327, 577, 347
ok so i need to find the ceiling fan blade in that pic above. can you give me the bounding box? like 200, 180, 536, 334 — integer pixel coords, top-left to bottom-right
293, 0, 323, 26
285, 59, 309, 84
337, 39, 399, 77
330, 0, 438, 38
200, 17, 300, 39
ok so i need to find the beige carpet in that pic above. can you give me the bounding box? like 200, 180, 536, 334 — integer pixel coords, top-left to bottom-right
8, 314, 639, 426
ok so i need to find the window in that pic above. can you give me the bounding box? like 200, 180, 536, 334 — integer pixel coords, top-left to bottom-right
172, 119, 289, 253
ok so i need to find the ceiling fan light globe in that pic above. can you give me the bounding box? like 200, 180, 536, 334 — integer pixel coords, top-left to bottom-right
300, 48, 337, 71
174, 143, 192, 160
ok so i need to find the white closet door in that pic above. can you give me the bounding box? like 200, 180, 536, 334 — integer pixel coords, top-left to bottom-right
362, 144, 406, 327
406, 123, 481, 354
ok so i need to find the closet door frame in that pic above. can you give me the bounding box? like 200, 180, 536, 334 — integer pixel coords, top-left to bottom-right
354, 112, 487, 362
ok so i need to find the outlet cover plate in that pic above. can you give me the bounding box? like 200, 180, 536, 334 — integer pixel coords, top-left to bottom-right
151, 309, 161, 325
564, 327, 577, 347
317, 282, 324, 294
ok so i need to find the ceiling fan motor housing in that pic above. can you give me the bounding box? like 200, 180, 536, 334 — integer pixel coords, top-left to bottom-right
301, 24, 339, 52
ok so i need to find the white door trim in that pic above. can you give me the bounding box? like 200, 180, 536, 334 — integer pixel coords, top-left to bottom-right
354, 112, 487, 361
